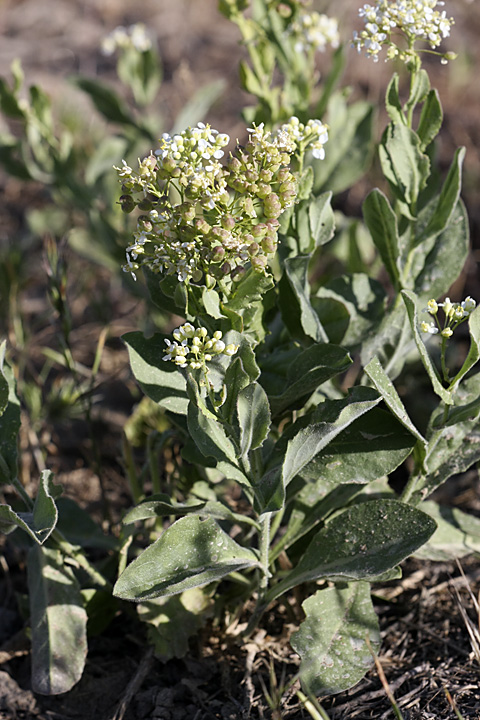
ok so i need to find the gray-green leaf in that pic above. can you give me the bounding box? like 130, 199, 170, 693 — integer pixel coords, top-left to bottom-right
28, 544, 87, 694
114, 515, 260, 601
291, 582, 380, 696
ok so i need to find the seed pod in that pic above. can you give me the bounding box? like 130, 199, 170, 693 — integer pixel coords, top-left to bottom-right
119, 195, 136, 213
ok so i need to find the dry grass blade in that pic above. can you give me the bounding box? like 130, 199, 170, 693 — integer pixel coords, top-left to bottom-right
365, 634, 404, 720
445, 687, 466, 720
452, 560, 480, 665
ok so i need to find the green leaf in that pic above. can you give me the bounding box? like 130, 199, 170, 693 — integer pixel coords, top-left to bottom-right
279, 255, 328, 343
417, 89, 443, 150
113, 515, 260, 601
308, 192, 335, 249
27, 544, 87, 694
379, 122, 429, 209
223, 357, 251, 424
314, 94, 374, 195
362, 189, 400, 288
291, 582, 380, 696
171, 79, 226, 134
266, 344, 352, 417
237, 382, 271, 458
415, 147, 465, 245
202, 287, 225, 320
281, 387, 381, 487
123, 493, 259, 529
0, 76, 26, 119
0, 341, 9, 417
225, 267, 274, 312
187, 394, 238, 465
402, 290, 453, 404
267, 499, 436, 602
71, 76, 148, 134
385, 73, 405, 126
360, 300, 412, 381
404, 68, 430, 114
314, 274, 386, 348
0, 470, 60, 544
137, 587, 212, 661
414, 502, 480, 561
449, 307, 480, 390
413, 199, 469, 299
364, 356, 426, 446
123, 331, 188, 415
55, 498, 118, 550
299, 407, 417, 487
0, 356, 21, 484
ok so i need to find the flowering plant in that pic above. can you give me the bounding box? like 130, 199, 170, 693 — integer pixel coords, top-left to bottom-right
2, 0, 480, 706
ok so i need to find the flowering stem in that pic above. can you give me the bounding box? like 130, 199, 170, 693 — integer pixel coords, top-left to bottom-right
440, 336, 450, 384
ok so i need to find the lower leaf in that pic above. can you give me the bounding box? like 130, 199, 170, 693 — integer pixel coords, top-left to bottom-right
27, 544, 88, 695
291, 582, 380, 696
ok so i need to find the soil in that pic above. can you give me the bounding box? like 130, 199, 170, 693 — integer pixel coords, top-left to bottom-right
1, 1, 480, 719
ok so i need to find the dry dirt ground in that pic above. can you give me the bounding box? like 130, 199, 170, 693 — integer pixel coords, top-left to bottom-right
1, 1, 480, 719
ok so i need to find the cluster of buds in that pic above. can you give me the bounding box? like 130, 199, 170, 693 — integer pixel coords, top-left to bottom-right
287, 11, 340, 54
116, 118, 328, 285
352, 0, 455, 64
101, 23, 152, 56
421, 296, 476, 338
163, 324, 239, 370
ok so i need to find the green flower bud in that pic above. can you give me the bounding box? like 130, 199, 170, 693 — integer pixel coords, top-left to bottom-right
248, 242, 260, 256
261, 236, 277, 254
263, 193, 282, 219
211, 246, 225, 263
221, 215, 236, 231
252, 223, 267, 238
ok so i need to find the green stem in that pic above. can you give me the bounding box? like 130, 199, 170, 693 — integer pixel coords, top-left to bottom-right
440, 337, 450, 384
242, 511, 272, 637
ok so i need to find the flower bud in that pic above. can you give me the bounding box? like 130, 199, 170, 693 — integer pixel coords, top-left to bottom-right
251, 255, 268, 270
210, 246, 225, 263
263, 193, 282, 219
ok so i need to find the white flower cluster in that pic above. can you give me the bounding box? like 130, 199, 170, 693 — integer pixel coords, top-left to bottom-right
249, 117, 329, 161
421, 296, 476, 338
116, 118, 328, 286
163, 324, 239, 369
352, 0, 454, 63
288, 12, 340, 54
101, 23, 152, 56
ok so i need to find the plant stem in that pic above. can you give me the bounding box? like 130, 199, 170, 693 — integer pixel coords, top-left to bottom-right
242, 511, 272, 637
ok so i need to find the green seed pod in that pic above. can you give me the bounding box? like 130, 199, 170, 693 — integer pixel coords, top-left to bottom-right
248, 242, 260, 256
231, 265, 246, 281
211, 246, 225, 263
251, 255, 267, 270
263, 193, 282, 219
119, 195, 136, 213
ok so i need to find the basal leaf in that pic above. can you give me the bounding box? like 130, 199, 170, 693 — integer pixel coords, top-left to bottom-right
28, 545, 87, 695
291, 582, 380, 696
114, 515, 260, 601
414, 502, 480, 561
137, 587, 212, 661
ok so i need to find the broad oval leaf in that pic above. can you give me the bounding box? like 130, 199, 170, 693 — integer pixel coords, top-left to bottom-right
237, 382, 271, 458
291, 582, 380, 696
114, 515, 260, 601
